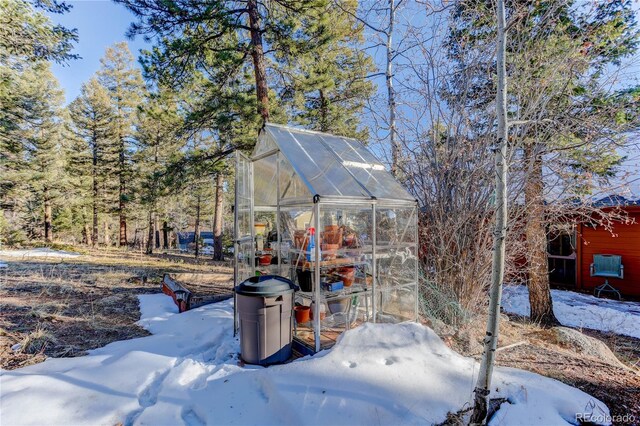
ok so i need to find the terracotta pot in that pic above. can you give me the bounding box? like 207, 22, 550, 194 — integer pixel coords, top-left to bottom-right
338, 266, 355, 287
259, 254, 272, 266
294, 305, 311, 323
324, 224, 339, 232
294, 230, 306, 249
322, 229, 343, 246
321, 243, 340, 260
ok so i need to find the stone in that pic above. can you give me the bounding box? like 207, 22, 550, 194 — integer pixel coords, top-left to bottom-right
552, 326, 626, 368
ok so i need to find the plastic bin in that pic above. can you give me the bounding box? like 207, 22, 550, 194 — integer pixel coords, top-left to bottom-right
236, 275, 296, 365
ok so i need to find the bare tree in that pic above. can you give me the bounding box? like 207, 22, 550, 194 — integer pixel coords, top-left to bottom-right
471, 0, 508, 421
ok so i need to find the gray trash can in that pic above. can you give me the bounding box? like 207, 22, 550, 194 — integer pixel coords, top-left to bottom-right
236, 275, 296, 365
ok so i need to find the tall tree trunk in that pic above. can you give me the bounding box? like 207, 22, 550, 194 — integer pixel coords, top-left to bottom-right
247, 0, 269, 123
92, 143, 98, 247
104, 221, 110, 246
471, 0, 508, 422
194, 194, 201, 258
162, 221, 169, 249
213, 173, 224, 261
524, 143, 559, 327
83, 223, 92, 246
387, 0, 399, 177
43, 187, 52, 243
319, 89, 328, 132
146, 210, 154, 254
90, 138, 99, 248
119, 142, 127, 247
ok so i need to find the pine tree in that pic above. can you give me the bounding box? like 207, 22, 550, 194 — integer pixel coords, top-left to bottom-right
117, 0, 330, 124
97, 42, 145, 247
1, 0, 77, 161
276, 0, 375, 139
19, 63, 66, 242
135, 88, 183, 254
68, 78, 117, 247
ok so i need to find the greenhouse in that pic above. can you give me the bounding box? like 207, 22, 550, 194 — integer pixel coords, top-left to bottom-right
234, 123, 419, 354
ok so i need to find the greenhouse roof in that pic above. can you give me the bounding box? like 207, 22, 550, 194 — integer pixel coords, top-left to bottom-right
253, 123, 416, 202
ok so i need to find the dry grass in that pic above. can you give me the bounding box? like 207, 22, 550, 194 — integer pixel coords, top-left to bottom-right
0, 249, 233, 370
20, 325, 57, 354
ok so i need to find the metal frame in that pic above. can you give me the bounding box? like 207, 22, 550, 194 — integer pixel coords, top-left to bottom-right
233, 128, 420, 352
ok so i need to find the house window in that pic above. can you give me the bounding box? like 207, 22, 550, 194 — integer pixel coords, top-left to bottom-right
547, 226, 576, 286
548, 228, 575, 256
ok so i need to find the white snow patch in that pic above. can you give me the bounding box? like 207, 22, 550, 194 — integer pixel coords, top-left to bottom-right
503, 285, 640, 339
0, 248, 81, 259
1, 294, 610, 425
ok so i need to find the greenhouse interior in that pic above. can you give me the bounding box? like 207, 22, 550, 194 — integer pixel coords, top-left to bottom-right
234, 123, 419, 354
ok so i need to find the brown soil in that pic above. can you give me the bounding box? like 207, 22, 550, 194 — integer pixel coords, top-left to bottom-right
0, 250, 233, 370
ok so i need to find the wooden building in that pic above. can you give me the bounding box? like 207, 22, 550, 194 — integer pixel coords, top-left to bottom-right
548, 196, 640, 297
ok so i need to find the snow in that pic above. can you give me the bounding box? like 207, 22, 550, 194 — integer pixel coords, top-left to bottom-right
502, 285, 640, 339
1, 294, 611, 426
0, 248, 81, 259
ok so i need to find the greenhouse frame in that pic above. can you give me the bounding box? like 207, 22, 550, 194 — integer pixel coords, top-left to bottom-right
234, 123, 419, 354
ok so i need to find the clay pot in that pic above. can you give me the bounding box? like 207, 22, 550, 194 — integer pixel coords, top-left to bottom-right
324, 224, 339, 232
258, 254, 272, 266
338, 266, 355, 287
322, 229, 343, 246
321, 243, 340, 260
294, 230, 306, 250
294, 305, 311, 323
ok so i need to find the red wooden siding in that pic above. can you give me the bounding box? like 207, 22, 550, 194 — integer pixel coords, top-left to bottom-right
578, 210, 640, 296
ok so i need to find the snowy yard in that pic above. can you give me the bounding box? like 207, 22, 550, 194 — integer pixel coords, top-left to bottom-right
1, 294, 612, 426
0, 248, 81, 259
502, 285, 640, 339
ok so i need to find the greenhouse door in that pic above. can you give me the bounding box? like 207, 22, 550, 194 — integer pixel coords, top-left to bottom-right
234, 151, 254, 286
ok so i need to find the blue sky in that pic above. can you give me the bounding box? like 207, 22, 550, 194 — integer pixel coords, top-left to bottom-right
49, 0, 148, 104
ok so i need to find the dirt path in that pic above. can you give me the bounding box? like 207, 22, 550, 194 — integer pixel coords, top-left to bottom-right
0, 251, 233, 370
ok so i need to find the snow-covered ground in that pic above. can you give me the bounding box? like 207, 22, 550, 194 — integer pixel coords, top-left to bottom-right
503, 285, 640, 339
0, 247, 81, 259
1, 295, 611, 426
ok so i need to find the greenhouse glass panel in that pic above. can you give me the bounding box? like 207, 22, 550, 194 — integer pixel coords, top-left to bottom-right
319, 135, 415, 201
235, 152, 253, 283
266, 126, 370, 198
376, 207, 418, 246
278, 154, 312, 201
253, 131, 278, 158
253, 155, 278, 207
375, 284, 417, 323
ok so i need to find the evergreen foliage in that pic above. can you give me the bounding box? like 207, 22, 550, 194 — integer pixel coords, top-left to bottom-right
96, 42, 145, 245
